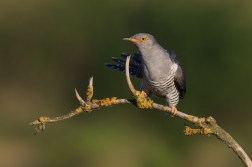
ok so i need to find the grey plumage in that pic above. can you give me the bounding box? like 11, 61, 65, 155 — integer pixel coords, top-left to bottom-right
105, 33, 186, 109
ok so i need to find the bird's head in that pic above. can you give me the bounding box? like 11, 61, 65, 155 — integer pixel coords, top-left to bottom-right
123, 33, 157, 50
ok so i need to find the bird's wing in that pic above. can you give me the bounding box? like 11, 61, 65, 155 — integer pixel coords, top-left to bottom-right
174, 60, 186, 99
105, 52, 143, 78
169, 50, 176, 61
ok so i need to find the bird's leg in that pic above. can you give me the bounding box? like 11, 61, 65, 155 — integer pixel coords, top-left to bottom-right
166, 94, 177, 116
140, 80, 154, 96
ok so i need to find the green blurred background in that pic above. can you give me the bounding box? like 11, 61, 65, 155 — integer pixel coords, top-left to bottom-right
1, 0, 252, 166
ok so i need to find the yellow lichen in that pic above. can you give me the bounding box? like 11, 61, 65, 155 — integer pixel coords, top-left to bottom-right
201, 127, 213, 135
75, 106, 83, 113
86, 86, 93, 100
183, 125, 213, 135
30, 116, 50, 125
110, 97, 117, 104
83, 104, 92, 112
198, 117, 206, 126
38, 116, 50, 123
187, 115, 195, 122
162, 106, 169, 111
134, 90, 153, 109
100, 98, 110, 106
93, 97, 117, 106
92, 99, 99, 103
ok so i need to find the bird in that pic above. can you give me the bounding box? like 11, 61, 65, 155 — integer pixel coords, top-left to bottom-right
105, 33, 186, 114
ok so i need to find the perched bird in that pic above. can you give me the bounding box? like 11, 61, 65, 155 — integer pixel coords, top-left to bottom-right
105, 33, 186, 113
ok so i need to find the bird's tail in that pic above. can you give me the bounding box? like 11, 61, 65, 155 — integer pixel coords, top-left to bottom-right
105, 52, 142, 78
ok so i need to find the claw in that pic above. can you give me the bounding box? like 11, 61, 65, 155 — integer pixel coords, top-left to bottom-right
140, 90, 147, 97
171, 106, 177, 116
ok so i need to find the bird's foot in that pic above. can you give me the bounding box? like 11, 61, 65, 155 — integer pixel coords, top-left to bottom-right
171, 106, 177, 116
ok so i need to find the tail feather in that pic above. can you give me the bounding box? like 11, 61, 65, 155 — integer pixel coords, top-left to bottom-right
120, 53, 141, 67
111, 57, 126, 66
111, 57, 137, 69
104, 64, 138, 76
105, 52, 142, 78
120, 53, 130, 58
133, 52, 141, 64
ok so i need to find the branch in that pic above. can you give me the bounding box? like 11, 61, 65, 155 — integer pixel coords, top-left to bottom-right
29, 56, 252, 167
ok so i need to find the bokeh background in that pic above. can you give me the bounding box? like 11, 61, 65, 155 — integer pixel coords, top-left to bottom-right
1, 0, 252, 167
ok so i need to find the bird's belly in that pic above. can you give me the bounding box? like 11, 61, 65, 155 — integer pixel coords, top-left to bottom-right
143, 77, 174, 98
149, 83, 170, 97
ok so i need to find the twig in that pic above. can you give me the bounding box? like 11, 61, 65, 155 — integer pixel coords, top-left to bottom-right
29, 57, 252, 167
125, 55, 136, 95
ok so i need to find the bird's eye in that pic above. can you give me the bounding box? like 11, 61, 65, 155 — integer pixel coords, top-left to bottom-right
140, 36, 148, 42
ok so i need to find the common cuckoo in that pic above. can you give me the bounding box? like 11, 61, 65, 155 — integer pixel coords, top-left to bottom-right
105, 33, 186, 113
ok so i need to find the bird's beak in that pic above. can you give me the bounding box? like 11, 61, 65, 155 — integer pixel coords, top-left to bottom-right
123, 37, 140, 43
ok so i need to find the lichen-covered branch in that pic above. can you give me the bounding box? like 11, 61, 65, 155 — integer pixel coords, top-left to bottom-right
29, 56, 252, 167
